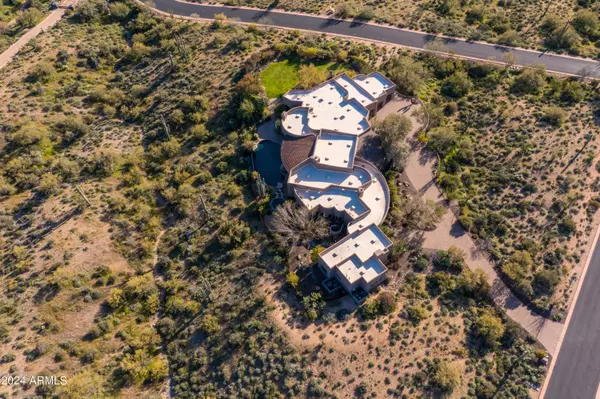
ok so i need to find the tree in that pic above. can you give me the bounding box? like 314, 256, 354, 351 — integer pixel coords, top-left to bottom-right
235, 73, 264, 97
441, 72, 473, 98
460, 268, 491, 301
200, 314, 220, 335
431, 360, 460, 393
559, 80, 586, 104
376, 113, 412, 170
8, 123, 49, 147
465, 6, 486, 25
17, 8, 42, 28
286, 272, 299, 289
270, 201, 329, 248
27, 62, 55, 83
532, 269, 559, 296
401, 197, 445, 231
558, 216, 577, 236
572, 10, 599, 39
303, 292, 325, 321
382, 56, 428, 96
37, 173, 60, 196
497, 30, 521, 46
311, 245, 326, 263
511, 65, 547, 94
75, 0, 108, 22
502, 250, 532, 282
357, 6, 375, 21
109, 2, 130, 21
434, 246, 465, 272
540, 16, 581, 50
335, 3, 354, 18
296, 64, 326, 89
427, 127, 458, 156
475, 311, 505, 347
377, 292, 396, 315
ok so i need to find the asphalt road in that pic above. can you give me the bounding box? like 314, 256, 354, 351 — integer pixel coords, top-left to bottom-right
151, 0, 600, 77
545, 238, 600, 399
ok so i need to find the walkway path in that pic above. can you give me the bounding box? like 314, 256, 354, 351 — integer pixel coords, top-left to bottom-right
149, 0, 600, 78
404, 141, 564, 355
0, 6, 70, 71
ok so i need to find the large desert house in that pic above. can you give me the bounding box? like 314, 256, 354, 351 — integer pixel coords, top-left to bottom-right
279, 72, 397, 303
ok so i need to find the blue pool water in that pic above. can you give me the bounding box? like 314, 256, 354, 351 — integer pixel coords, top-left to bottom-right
253, 140, 283, 187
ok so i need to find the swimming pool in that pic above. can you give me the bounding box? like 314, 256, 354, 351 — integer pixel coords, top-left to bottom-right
253, 140, 283, 187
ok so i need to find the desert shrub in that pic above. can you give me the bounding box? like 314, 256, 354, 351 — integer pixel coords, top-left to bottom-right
532, 269, 560, 296
441, 72, 473, 98
465, 6, 486, 24
17, 7, 43, 28
286, 272, 299, 289
335, 3, 354, 18
511, 65, 546, 94
433, 246, 465, 272
542, 106, 567, 127
427, 127, 458, 156
377, 292, 397, 315
311, 245, 326, 263
109, 2, 130, 21
572, 10, 600, 39
474, 311, 504, 347
27, 62, 55, 83
357, 6, 375, 20
430, 360, 460, 393
303, 293, 325, 321
404, 304, 429, 324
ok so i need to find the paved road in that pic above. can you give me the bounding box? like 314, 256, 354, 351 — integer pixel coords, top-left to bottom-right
544, 238, 600, 399
0, 9, 66, 70
151, 0, 600, 77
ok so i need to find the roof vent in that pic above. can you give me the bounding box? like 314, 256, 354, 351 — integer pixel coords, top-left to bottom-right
371, 240, 376, 244
354, 243, 360, 247
332, 253, 338, 257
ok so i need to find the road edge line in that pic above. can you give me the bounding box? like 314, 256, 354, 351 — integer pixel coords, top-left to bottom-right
539, 218, 600, 398
137, 1, 585, 78
159, 0, 600, 64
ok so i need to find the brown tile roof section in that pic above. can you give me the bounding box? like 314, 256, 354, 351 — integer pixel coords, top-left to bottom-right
281, 135, 316, 172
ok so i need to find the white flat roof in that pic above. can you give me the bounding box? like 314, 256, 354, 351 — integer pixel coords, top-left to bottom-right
320, 225, 391, 285
353, 72, 395, 100
336, 256, 386, 285
296, 187, 368, 220
289, 161, 370, 190
333, 74, 375, 107
283, 108, 314, 136
284, 80, 370, 136
347, 160, 389, 233
312, 132, 357, 169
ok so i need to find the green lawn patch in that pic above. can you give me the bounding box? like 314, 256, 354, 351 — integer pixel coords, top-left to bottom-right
260, 58, 350, 99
